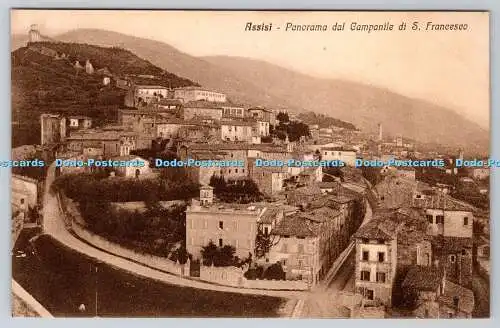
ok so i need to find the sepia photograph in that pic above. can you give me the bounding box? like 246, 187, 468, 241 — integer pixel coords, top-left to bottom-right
9, 10, 489, 318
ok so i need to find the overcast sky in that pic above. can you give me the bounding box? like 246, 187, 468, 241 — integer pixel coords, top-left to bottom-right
11, 10, 490, 128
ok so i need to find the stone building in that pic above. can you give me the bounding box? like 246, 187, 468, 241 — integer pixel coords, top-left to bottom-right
402, 265, 474, 318
354, 212, 401, 307
40, 114, 66, 145
185, 188, 279, 260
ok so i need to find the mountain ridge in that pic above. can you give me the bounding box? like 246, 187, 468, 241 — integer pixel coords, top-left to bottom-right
13, 28, 489, 153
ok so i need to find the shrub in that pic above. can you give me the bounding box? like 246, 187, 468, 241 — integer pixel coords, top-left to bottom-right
170, 246, 190, 264
201, 241, 238, 267
263, 262, 286, 280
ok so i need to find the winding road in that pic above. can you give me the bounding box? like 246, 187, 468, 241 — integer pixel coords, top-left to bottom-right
42, 162, 373, 318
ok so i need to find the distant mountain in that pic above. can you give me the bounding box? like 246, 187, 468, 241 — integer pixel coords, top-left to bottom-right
11, 41, 196, 146
204, 56, 489, 152
14, 29, 489, 153
54, 29, 302, 110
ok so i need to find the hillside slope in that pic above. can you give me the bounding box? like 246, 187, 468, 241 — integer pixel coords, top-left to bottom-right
204, 56, 489, 151
54, 29, 489, 152
55, 29, 299, 110
13, 29, 489, 152
11, 41, 197, 146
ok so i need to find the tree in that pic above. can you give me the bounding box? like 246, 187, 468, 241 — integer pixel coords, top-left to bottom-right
244, 265, 264, 280
201, 241, 218, 266
200, 241, 237, 267
217, 245, 236, 266
286, 121, 310, 142
264, 262, 286, 280
255, 231, 273, 258
170, 246, 189, 264
277, 112, 289, 123
362, 166, 382, 186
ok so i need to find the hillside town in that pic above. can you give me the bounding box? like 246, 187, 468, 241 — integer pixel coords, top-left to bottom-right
11, 25, 490, 319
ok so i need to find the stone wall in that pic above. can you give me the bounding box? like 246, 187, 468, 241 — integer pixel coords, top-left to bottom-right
71, 221, 190, 277
200, 265, 309, 291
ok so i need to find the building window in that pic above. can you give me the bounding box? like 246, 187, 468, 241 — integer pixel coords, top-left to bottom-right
462, 249, 467, 256
298, 260, 303, 269
362, 251, 369, 261
264, 227, 269, 235
219, 238, 223, 247
436, 215, 444, 224
450, 255, 456, 263
366, 289, 374, 300
360, 271, 370, 281
298, 244, 304, 254
463, 217, 469, 226
378, 252, 385, 262
219, 221, 224, 230
426, 214, 433, 224
376, 272, 386, 283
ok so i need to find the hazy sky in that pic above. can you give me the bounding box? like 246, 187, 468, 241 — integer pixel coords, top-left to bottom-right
11, 10, 490, 128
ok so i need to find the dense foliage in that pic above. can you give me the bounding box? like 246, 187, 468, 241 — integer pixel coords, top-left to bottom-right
201, 241, 238, 267
297, 111, 357, 130
361, 166, 383, 186
270, 120, 310, 142
209, 176, 263, 203
52, 172, 199, 203
244, 262, 286, 281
